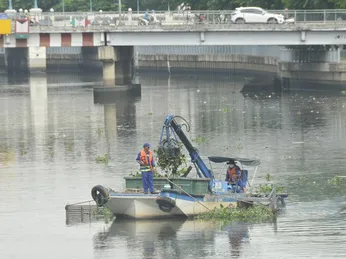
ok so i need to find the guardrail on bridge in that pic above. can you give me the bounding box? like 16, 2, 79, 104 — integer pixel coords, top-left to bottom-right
3, 9, 346, 32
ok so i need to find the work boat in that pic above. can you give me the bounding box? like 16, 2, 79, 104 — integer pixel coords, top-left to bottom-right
91, 115, 287, 219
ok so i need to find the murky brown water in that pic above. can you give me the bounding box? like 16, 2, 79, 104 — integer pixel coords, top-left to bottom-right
0, 71, 345, 258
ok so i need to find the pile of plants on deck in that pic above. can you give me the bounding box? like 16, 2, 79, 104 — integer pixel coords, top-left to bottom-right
197, 204, 276, 223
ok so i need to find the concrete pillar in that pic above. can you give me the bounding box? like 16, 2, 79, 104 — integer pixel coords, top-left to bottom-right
127, 8, 133, 24
102, 61, 116, 86
98, 46, 134, 86
28, 47, 46, 72
99, 46, 116, 86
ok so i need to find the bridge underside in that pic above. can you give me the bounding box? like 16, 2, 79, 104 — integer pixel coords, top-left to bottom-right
107, 30, 346, 46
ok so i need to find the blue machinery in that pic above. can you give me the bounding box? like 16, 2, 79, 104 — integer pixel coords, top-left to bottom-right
159, 115, 217, 192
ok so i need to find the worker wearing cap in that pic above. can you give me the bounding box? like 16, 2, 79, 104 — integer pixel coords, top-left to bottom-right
136, 143, 156, 194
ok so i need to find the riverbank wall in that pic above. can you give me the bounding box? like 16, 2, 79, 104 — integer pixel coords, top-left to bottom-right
135, 54, 278, 74
1, 46, 346, 88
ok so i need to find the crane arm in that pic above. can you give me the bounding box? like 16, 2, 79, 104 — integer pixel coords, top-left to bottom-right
161, 115, 214, 182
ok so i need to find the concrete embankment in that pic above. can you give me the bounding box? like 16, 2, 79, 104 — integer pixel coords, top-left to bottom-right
136, 54, 278, 74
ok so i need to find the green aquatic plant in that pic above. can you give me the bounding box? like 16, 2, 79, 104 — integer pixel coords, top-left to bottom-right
265, 173, 272, 181
328, 176, 346, 186
197, 204, 275, 223
96, 154, 109, 164
192, 136, 206, 144
154, 143, 187, 177
66, 142, 74, 152
92, 207, 115, 223
0, 145, 15, 166
96, 127, 103, 137
256, 184, 285, 194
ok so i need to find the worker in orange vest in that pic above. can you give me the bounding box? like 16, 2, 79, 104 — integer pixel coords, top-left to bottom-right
136, 143, 156, 194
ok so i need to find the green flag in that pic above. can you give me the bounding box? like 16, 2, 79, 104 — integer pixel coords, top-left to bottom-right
70, 17, 76, 27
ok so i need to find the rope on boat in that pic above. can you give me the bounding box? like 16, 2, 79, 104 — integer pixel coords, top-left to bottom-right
159, 174, 212, 212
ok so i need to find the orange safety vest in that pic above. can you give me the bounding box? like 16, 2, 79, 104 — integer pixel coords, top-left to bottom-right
139, 149, 153, 172
227, 166, 239, 184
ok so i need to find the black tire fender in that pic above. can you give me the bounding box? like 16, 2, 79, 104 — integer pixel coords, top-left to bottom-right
156, 196, 176, 213
91, 185, 109, 207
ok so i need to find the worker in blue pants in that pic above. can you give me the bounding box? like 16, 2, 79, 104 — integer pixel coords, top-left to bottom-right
136, 143, 156, 194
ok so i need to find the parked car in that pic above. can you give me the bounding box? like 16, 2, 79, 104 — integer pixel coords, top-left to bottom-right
230, 7, 286, 24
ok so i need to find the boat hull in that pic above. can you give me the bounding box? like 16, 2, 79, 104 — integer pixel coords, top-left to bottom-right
105, 192, 186, 219
104, 190, 245, 219
158, 191, 243, 217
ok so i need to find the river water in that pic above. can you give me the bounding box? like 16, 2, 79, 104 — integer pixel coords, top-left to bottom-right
0, 71, 345, 259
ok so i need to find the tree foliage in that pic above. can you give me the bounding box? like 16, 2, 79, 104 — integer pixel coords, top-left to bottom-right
1, 0, 346, 12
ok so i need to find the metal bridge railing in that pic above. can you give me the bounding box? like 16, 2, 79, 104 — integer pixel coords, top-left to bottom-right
4, 9, 346, 32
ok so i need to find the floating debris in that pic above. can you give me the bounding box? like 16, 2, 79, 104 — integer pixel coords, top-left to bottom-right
197, 204, 275, 223
95, 154, 109, 164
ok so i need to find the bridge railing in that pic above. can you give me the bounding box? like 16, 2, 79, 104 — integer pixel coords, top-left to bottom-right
5, 9, 346, 31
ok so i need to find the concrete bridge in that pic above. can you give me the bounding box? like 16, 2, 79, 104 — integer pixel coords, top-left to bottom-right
1, 9, 346, 85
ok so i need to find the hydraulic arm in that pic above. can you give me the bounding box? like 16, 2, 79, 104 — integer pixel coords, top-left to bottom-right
159, 115, 214, 184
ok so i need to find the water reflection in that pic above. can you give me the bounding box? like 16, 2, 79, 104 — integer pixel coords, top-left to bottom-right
93, 219, 251, 259
93, 87, 141, 152
1, 70, 346, 259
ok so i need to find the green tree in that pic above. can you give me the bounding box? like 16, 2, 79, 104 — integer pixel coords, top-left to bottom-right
282, 0, 334, 9
1, 0, 345, 13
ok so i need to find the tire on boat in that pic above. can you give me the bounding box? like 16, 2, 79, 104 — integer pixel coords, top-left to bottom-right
91, 185, 109, 207
156, 196, 176, 213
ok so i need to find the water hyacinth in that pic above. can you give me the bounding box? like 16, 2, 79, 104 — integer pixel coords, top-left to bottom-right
197, 204, 276, 223
95, 153, 110, 164
328, 176, 346, 186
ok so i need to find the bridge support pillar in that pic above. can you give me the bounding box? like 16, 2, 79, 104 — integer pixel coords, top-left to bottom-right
102, 61, 116, 86
98, 46, 133, 86
28, 47, 46, 72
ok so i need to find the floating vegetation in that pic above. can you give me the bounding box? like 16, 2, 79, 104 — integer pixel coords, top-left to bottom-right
251, 173, 285, 195
328, 176, 346, 186
265, 173, 272, 181
0, 145, 15, 166
93, 207, 115, 223
197, 204, 275, 223
192, 136, 206, 144
222, 107, 230, 113
96, 127, 103, 137
235, 142, 243, 152
65, 141, 74, 152
256, 184, 285, 194
148, 112, 153, 115
96, 154, 109, 164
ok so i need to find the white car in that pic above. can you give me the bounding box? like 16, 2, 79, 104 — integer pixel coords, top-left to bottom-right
231, 7, 285, 24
